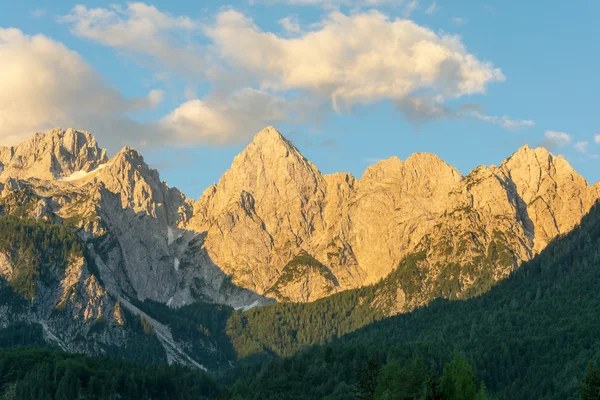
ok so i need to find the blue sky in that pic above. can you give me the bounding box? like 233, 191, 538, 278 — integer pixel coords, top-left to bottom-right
1, 0, 598, 198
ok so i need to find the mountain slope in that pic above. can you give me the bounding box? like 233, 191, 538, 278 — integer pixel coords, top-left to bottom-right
0, 129, 270, 369
226, 200, 600, 399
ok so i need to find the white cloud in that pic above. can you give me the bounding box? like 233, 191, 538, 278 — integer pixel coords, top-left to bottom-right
574, 141, 588, 153
160, 88, 290, 145
207, 10, 504, 112
278, 16, 302, 34
61, 4, 204, 76
471, 112, 534, 130
425, 2, 437, 15
595, 134, 600, 143
48, 4, 523, 146
451, 17, 467, 25
544, 131, 571, 147
0, 28, 160, 147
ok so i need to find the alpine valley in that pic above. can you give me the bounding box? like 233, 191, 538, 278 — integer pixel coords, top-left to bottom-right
1, 126, 600, 399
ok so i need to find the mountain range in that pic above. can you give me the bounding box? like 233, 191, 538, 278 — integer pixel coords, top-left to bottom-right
0, 126, 598, 369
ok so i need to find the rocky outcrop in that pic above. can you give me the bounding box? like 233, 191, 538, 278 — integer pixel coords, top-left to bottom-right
348, 153, 463, 284
498, 145, 600, 253
0, 128, 107, 181
265, 251, 339, 302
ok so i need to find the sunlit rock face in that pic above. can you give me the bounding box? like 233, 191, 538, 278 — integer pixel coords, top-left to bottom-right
187, 126, 599, 304
0, 128, 108, 181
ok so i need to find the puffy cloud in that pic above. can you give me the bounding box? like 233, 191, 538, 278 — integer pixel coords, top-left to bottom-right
544, 131, 571, 148
0, 28, 160, 146
595, 134, 600, 143
160, 88, 290, 145
39, 4, 523, 147
0, 25, 302, 150
574, 141, 589, 153
61, 3, 203, 76
207, 10, 505, 111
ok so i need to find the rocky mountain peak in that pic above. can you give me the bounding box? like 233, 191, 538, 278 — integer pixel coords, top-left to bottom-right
111, 146, 147, 170
0, 127, 108, 180
361, 156, 403, 182
500, 144, 563, 175
360, 152, 461, 195
204, 126, 325, 215
252, 125, 286, 143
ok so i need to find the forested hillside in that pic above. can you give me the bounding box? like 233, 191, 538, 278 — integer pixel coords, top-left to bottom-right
223, 201, 600, 399
0, 348, 219, 400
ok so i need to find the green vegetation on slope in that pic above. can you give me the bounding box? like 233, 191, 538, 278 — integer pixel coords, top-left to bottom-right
0, 215, 83, 299
227, 217, 519, 359
225, 202, 600, 399
265, 251, 338, 301
0, 348, 219, 400
129, 298, 235, 370
227, 285, 385, 358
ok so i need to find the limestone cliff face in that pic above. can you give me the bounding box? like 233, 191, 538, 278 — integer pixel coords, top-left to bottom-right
190, 126, 328, 293
349, 153, 463, 284
188, 127, 599, 304
371, 147, 600, 315
0, 128, 107, 181
265, 251, 340, 302
498, 145, 600, 253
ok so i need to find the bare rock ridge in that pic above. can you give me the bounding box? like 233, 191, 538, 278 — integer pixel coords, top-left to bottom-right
1, 125, 599, 310
0, 128, 108, 180
184, 125, 600, 304
0, 128, 267, 310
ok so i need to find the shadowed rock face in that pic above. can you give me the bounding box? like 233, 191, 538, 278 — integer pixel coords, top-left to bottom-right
0, 128, 269, 312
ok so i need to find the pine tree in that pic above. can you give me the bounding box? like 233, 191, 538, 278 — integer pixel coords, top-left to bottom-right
355, 359, 379, 400
581, 361, 600, 400
475, 382, 488, 400
55, 367, 80, 400
441, 353, 478, 400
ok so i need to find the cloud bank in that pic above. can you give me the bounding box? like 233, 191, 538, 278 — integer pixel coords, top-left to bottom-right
0, 28, 161, 146
0, 4, 530, 149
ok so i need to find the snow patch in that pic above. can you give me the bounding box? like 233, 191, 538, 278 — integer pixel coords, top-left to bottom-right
167, 227, 174, 245
173, 257, 180, 271
234, 300, 261, 312
59, 163, 108, 181
167, 297, 174, 307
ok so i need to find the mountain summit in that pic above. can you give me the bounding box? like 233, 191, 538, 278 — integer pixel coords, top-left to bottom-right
187, 128, 599, 303
0, 128, 108, 180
